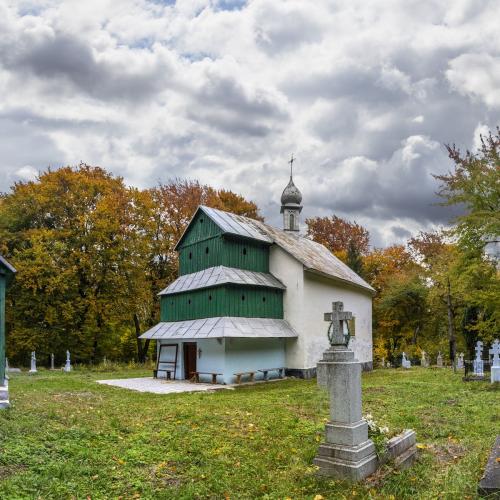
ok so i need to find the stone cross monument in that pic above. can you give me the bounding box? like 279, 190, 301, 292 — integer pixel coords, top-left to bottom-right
489, 339, 500, 383
314, 301, 378, 481
473, 341, 484, 377
401, 352, 411, 369
64, 350, 72, 372
456, 352, 464, 370
421, 351, 429, 368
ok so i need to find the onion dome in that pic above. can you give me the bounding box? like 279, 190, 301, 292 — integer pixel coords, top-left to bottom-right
281, 175, 302, 206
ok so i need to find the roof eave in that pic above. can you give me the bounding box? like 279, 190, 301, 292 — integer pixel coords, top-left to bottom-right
304, 268, 376, 296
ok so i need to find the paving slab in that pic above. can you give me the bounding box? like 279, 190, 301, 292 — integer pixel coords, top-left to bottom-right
96, 377, 234, 394
478, 435, 500, 497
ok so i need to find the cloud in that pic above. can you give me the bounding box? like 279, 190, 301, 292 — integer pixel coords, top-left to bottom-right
0, 0, 499, 248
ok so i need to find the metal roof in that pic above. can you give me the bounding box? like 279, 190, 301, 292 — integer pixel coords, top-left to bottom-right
174, 206, 272, 250
176, 206, 374, 293
159, 266, 285, 295
139, 317, 298, 340
0, 255, 16, 274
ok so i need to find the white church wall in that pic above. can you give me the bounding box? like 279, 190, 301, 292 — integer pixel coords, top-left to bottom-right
302, 272, 373, 368
224, 338, 286, 384
268, 245, 306, 369
158, 338, 226, 382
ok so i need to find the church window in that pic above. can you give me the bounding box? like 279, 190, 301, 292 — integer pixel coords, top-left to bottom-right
188, 299, 191, 305
289, 213, 295, 229
205, 246, 209, 254
189, 252, 192, 260
243, 247, 247, 255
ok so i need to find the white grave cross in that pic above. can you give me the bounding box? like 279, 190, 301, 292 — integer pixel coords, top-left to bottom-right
489, 340, 500, 367
324, 302, 353, 346
473, 341, 484, 377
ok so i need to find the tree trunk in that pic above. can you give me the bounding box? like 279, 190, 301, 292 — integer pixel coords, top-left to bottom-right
134, 314, 150, 363
412, 325, 420, 345
446, 277, 456, 364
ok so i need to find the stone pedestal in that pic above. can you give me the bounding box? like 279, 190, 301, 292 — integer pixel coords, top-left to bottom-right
313, 347, 378, 481
491, 366, 500, 383
0, 379, 10, 409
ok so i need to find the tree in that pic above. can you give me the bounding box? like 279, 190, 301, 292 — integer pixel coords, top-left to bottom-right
306, 215, 370, 271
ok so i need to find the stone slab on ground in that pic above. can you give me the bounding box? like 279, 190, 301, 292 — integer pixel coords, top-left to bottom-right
478, 435, 500, 497
0, 381, 10, 409
96, 377, 234, 394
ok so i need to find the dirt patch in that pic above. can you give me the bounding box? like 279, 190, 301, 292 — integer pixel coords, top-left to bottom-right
0, 464, 27, 480
52, 391, 100, 399
149, 461, 183, 488
428, 442, 467, 464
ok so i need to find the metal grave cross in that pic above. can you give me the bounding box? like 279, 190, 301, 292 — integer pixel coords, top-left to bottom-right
324, 301, 353, 346
475, 341, 483, 360
489, 339, 500, 367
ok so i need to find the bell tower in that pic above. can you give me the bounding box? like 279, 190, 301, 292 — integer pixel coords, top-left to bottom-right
280, 155, 303, 232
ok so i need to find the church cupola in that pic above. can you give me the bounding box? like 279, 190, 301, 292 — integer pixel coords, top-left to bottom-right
280, 155, 302, 232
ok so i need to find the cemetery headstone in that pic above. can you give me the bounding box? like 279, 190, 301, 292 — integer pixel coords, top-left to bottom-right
436, 352, 443, 368
489, 339, 500, 384
421, 351, 429, 368
381, 357, 385, 368
456, 352, 464, 370
473, 341, 484, 377
402, 352, 411, 369
314, 301, 378, 480
29, 351, 37, 373
50, 353, 55, 370
64, 350, 72, 372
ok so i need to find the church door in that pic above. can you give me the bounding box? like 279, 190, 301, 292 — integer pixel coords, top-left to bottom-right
183, 342, 197, 380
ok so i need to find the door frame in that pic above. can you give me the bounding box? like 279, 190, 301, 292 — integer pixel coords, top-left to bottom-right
183, 342, 197, 380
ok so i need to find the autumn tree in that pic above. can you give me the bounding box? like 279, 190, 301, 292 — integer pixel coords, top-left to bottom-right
306, 215, 370, 274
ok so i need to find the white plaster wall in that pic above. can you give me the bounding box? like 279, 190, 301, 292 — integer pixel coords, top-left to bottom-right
268, 246, 305, 369
224, 338, 285, 384
158, 338, 226, 382
302, 272, 373, 367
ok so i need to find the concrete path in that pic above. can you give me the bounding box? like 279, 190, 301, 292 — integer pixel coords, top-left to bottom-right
96, 377, 234, 394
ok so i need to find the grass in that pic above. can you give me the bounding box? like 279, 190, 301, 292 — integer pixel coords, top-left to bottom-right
0, 367, 498, 499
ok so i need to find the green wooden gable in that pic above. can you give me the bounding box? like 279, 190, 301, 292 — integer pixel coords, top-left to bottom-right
162, 207, 282, 323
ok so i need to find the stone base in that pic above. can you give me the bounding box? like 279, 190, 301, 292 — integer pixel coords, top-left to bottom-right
491, 366, 500, 383
314, 447, 378, 481
0, 380, 10, 409
380, 429, 417, 469
325, 420, 369, 446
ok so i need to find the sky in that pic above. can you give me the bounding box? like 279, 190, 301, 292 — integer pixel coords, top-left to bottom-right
0, 0, 499, 247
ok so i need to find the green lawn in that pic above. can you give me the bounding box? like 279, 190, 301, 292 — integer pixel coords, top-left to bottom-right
0, 367, 498, 499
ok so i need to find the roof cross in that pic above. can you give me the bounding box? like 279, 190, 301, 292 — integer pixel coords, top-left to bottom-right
324, 301, 353, 346
288, 154, 295, 177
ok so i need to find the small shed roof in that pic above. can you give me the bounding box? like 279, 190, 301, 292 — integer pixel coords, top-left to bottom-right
159, 266, 285, 295
0, 255, 16, 275
139, 317, 298, 340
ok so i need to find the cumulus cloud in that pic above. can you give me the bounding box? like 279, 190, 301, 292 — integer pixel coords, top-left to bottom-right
0, 0, 499, 247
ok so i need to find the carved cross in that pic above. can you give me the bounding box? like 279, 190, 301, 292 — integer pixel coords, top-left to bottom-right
475, 341, 483, 360
324, 301, 353, 346
489, 339, 500, 367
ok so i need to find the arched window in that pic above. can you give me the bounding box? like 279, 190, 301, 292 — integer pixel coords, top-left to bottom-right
289, 213, 295, 229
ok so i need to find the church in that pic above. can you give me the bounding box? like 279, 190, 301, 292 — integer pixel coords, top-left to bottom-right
140, 169, 374, 384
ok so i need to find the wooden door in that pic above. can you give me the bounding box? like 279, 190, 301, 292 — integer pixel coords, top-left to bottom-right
183, 342, 197, 380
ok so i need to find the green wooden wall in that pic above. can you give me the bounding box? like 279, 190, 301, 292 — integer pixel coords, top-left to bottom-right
179, 237, 269, 275
161, 285, 283, 321
0, 274, 6, 383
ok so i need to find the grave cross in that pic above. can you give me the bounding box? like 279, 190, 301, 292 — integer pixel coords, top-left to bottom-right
475, 341, 483, 359
489, 339, 500, 367
324, 301, 353, 346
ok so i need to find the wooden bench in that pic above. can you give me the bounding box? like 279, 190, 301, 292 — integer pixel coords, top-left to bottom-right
153, 369, 174, 380
258, 367, 285, 381
233, 371, 255, 384
192, 371, 222, 384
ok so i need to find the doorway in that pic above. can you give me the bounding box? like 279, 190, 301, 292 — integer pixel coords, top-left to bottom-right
183, 342, 197, 380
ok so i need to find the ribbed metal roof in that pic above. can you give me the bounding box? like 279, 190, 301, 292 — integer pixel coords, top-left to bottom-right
159, 266, 285, 295
174, 206, 272, 250
0, 255, 16, 274
139, 317, 298, 340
